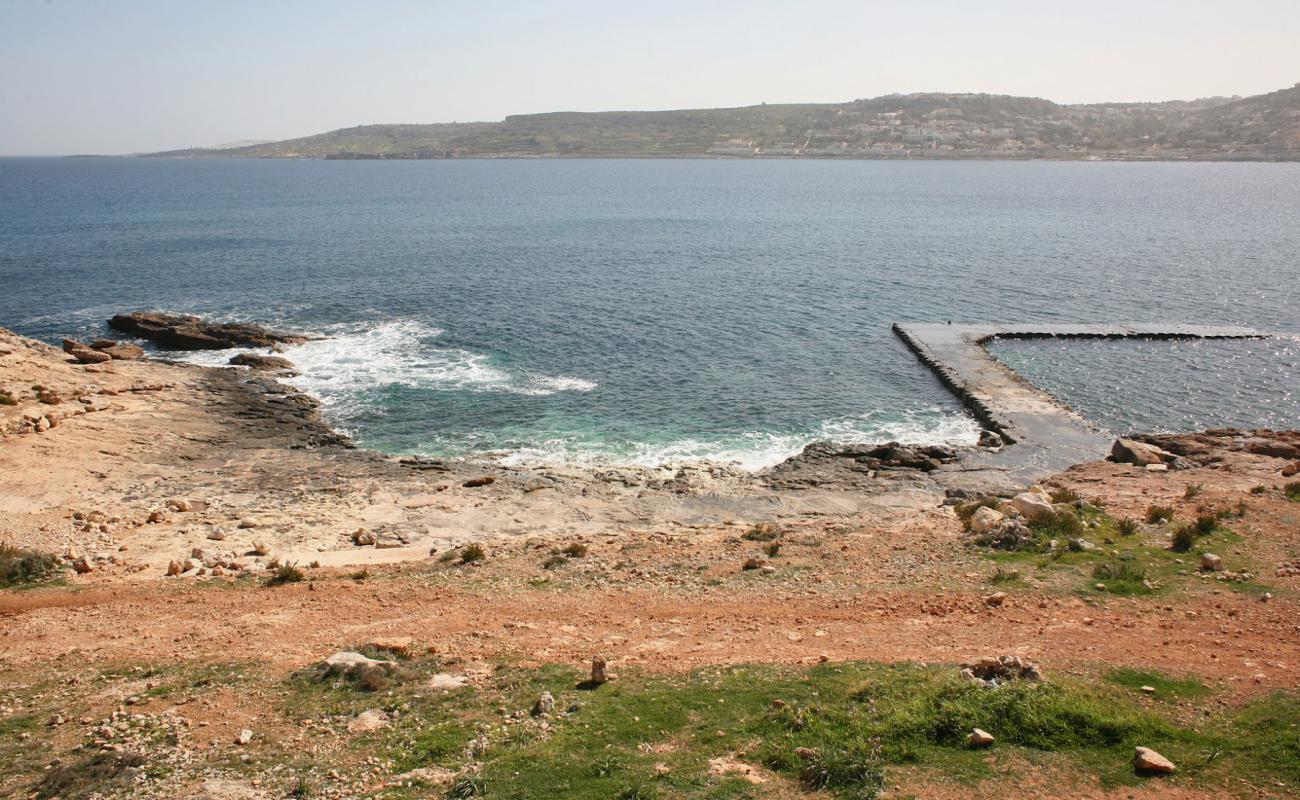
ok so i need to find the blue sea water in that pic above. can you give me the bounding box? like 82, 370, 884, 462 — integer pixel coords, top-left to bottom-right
2, 157, 1298, 466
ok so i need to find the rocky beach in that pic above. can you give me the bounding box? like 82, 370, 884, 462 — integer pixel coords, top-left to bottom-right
2, 318, 1300, 799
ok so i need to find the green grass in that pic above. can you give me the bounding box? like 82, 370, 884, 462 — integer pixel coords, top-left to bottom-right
1092, 558, 1151, 595
1106, 669, 1211, 701
1285, 482, 1300, 502
0, 545, 60, 588
345, 661, 1268, 799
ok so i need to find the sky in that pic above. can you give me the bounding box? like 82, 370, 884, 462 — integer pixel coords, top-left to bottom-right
2, 0, 1298, 155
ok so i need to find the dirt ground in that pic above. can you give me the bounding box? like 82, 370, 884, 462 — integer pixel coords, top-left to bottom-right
3, 326, 1299, 799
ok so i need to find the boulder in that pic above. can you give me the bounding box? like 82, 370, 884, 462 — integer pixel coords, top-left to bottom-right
1134, 746, 1176, 774
969, 506, 1005, 534
89, 339, 118, 350
968, 728, 995, 747
107, 311, 313, 350
1111, 438, 1172, 467
1011, 492, 1054, 521
101, 344, 146, 360
366, 637, 415, 658
1281, 461, 1300, 478
352, 529, 377, 546
983, 592, 1007, 607
463, 476, 496, 488
61, 338, 85, 354
1244, 439, 1300, 460
70, 347, 111, 364
1200, 553, 1224, 572
228, 353, 296, 371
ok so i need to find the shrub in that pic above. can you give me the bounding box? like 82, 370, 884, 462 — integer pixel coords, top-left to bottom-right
1250, 484, 1267, 495
1184, 483, 1203, 500
1285, 482, 1300, 502
1049, 487, 1080, 504
1145, 505, 1174, 524
542, 554, 568, 570
265, 563, 305, 586
349, 568, 371, 581
1193, 513, 1218, 536
764, 541, 782, 558
560, 542, 588, 558
0, 545, 60, 587
0, 388, 15, 406
1170, 524, 1198, 553
1029, 508, 1084, 540
743, 522, 782, 541
1116, 517, 1140, 536
1093, 559, 1145, 583
460, 543, 486, 564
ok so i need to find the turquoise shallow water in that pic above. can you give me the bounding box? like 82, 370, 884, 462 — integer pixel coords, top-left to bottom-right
2, 158, 1298, 466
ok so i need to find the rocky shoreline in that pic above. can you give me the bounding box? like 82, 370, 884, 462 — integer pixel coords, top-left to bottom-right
5, 315, 1300, 583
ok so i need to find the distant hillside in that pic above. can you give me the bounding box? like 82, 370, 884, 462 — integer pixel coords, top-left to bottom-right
147, 83, 1300, 161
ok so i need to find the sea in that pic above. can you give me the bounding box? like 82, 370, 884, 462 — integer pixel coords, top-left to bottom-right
2, 157, 1298, 468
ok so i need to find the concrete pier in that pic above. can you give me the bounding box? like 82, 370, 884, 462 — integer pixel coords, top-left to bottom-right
893, 323, 1269, 482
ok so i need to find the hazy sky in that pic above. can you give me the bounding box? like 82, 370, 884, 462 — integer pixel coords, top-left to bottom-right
3, 0, 1298, 155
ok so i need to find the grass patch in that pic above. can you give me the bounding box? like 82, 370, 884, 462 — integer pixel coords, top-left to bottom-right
1106, 668, 1211, 701
1049, 487, 1081, 504
32, 751, 147, 799
1285, 481, 1300, 502
1092, 558, 1150, 595
1116, 517, 1140, 536
1183, 483, 1203, 500
265, 562, 305, 586
0, 545, 60, 587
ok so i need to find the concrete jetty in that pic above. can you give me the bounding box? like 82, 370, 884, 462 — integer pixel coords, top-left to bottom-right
893, 323, 1269, 482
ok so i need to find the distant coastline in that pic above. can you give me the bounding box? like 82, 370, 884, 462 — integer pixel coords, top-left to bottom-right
139, 82, 1300, 163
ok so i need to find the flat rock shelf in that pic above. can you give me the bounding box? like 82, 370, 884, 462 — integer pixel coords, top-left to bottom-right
893, 323, 1274, 483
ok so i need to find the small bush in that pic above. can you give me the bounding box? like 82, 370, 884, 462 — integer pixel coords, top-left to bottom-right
0, 388, 15, 406
1093, 559, 1146, 583
460, 543, 486, 564
743, 522, 782, 542
560, 542, 588, 558
1049, 487, 1080, 504
1029, 508, 1084, 540
764, 541, 782, 558
542, 554, 568, 570
1184, 483, 1203, 500
1250, 484, 1267, 495
1170, 524, 1198, 553
1116, 517, 1140, 536
266, 563, 305, 586
0, 545, 60, 587
349, 568, 371, 581
1145, 505, 1174, 524
1285, 482, 1300, 502
1193, 513, 1218, 536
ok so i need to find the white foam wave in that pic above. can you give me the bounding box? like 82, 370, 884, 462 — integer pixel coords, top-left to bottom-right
498, 408, 981, 471
164, 319, 597, 419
